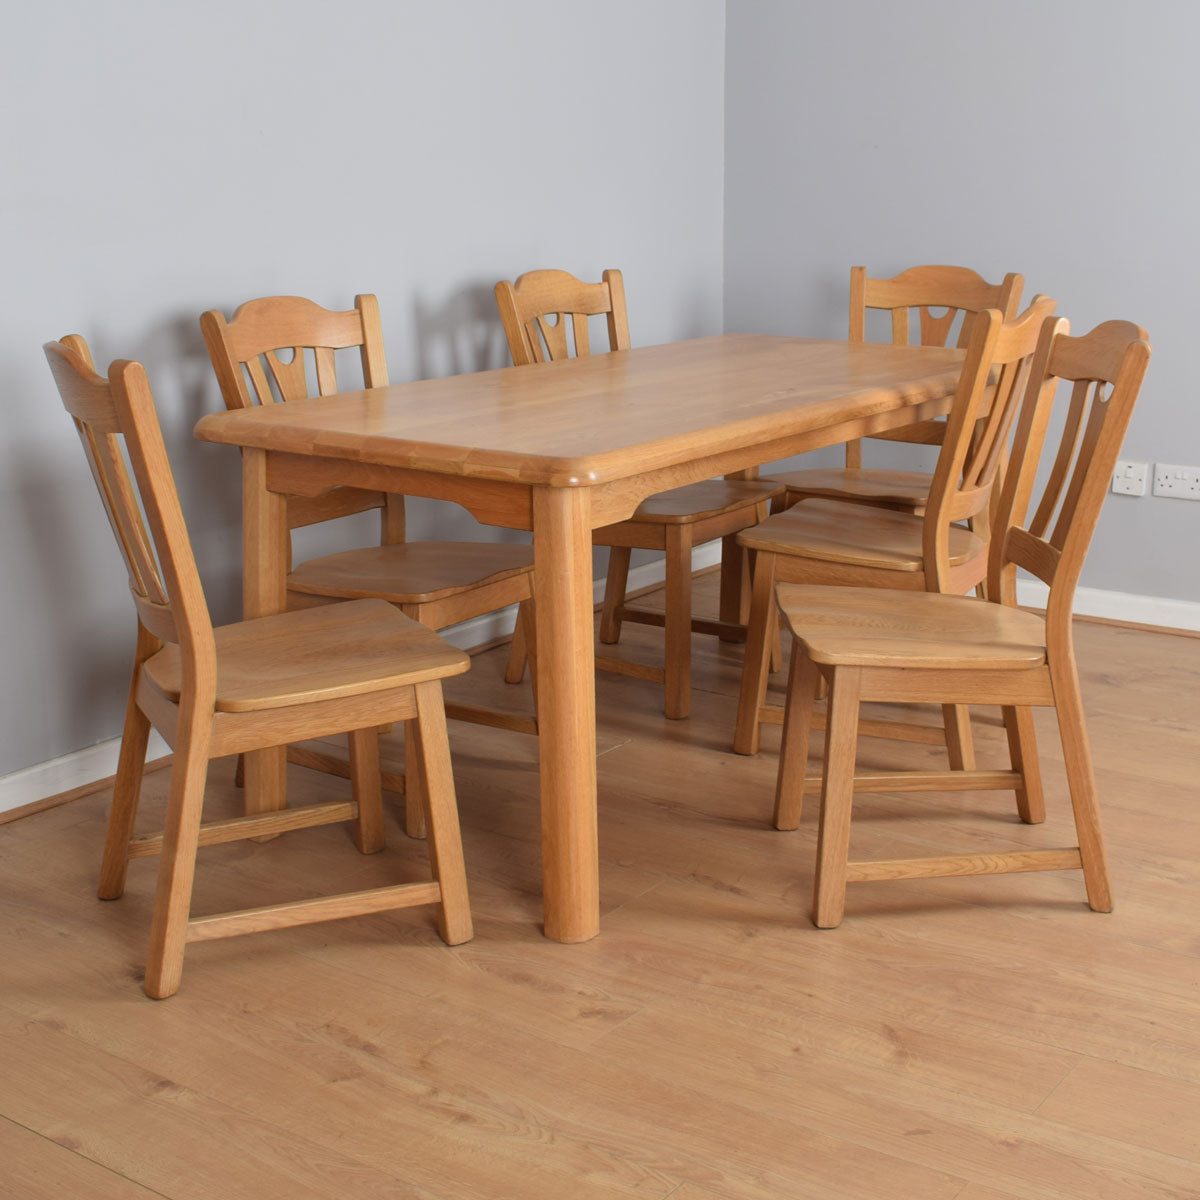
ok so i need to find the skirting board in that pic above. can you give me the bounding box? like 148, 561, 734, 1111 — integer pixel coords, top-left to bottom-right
0, 730, 173, 817
1015, 580, 1200, 632
3, 543, 1196, 816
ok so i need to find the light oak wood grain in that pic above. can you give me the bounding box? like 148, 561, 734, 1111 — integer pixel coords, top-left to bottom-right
0, 1115, 163, 1200
767, 263, 1023, 502
734, 298, 1055, 761
203, 294, 537, 836
1036, 1058, 1200, 1161
496, 268, 784, 719
194, 334, 982, 944
45, 338, 475, 997
195, 334, 966, 488
2, 579, 1198, 1198
770, 319, 1152, 926
0, 1002, 478, 1200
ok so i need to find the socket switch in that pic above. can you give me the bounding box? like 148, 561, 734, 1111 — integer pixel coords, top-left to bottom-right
1111, 460, 1148, 496
1152, 463, 1200, 500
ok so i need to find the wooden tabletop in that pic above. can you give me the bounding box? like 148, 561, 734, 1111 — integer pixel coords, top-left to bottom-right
197, 331, 968, 946
194, 335, 964, 488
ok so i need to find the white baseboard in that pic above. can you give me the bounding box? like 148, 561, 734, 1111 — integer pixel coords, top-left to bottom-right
1016, 580, 1200, 631
2, 544, 1191, 817
0, 730, 171, 816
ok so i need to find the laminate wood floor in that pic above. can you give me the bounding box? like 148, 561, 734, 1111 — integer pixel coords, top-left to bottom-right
2, 573, 1198, 1199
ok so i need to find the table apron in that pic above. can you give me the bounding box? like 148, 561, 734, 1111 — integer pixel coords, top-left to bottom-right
587, 389, 953, 526
259, 389, 951, 534
266, 453, 536, 530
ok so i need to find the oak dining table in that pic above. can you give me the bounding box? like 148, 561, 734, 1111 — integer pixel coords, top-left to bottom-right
194, 333, 964, 944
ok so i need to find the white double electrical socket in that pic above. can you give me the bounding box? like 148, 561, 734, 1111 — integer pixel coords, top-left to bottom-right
1152, 463, 1200, 500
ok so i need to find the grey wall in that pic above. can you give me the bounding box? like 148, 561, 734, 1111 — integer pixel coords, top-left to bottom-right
725, 0, 1198, 604
8, 0, 1196, 778
0, 0, 726, 775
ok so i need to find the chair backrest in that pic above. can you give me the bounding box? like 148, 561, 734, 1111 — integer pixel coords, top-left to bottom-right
920, 295, 1058, 590
202, 294, 388, 406
846, 264, 1024, 462
200, 294, 402, 542
495, 269, 630, 365
44, 336, 214, 680
851, 264, 1024, 349
987, 319, 1151, 636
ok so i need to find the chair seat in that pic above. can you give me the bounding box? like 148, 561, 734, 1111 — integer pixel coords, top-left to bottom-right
737, 497, 984, 570
287, 540, 534, 603
145, 599, 470, 712
763, 466, 932, 510
624, 478, 784, 525
776, 584, 1048, 669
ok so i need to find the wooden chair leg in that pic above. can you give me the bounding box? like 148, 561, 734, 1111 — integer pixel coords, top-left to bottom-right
404, 720, 427, 840
412, 681, 473, 946
243, 745, 287, 818
143, 717, 213, 1000
739, 543, 755, 626
1003, 706, 1045, 824
774, 647, 819, 830
812, 667, 862, 929
349, 728, 386, 854
718, 532, 745, 643
99, 687, 152, 901
768, 596, 784, 673
1051, 660, 1113, 912
520, 598, 539, 714
599, 547, 631, 645
664, 525, 694, 719
942, 703, 976, 770
733, 550, 778, 755
504, 601, 529, 683
741, 546, 782, 671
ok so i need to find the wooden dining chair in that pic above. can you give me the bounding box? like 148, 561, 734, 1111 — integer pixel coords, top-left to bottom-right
764, 265, 1024, 513
733, 295, 1057, 763
45, 336, 474, 999
769, 318, 1151, 926
494, 268, 785, 719
201, 294, 537, 836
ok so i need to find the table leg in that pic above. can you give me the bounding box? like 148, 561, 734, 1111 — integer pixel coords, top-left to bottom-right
241, 449, 288, 816
532, 486, 599, 942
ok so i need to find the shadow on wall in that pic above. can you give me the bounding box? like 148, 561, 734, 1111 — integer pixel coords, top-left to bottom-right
147, 309, 245, 626
21, 311, 244, 759
61, 309, 242, 623
14, 288, 531, 773
406, 282, 532, 548
6, 444, 136, 753
412, 283, 512, 380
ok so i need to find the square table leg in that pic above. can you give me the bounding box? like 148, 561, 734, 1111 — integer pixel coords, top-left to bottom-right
532, 486, 599, 942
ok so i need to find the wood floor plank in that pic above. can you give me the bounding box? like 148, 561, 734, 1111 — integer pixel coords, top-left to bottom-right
1036, 1059, 1200, 1162
0, 821, 951, 1200
954, 1187, 1029, 1200
588, 993, 1200, 1200
0, 1004, 450, 1200
1, 576, 1198, 1198
0, 907, 681, 1199
0, 1115, 166, 1200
